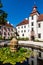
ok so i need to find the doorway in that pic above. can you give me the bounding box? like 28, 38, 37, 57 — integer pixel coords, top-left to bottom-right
31, 36, 35, 41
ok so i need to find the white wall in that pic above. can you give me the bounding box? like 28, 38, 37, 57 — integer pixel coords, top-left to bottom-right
16, 24, 29, 38
16, 15, 43, 41
29, 15, 38, 40
38, 21, 43, 40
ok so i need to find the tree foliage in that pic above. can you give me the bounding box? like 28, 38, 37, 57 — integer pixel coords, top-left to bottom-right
0, 10, 7, 24
0, 47, 32, 65
0, 2, 8, 24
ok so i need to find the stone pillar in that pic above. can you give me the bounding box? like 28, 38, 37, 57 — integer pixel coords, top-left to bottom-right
10, 38, 18, 52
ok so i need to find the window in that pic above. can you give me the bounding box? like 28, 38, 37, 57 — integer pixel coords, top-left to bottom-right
21, 30, 23, 32
24, 30, 26, 32
38, 34, 41, 38
8, 33, 10, 35
8, 28, 10, 31
32, 28, 34, 31
0, 26, 1, 29
38, 23, 41, 28
4, 27, 7, 31
21, 26, 23, 28
18, 27, 20, 29
22, 34, 24, 36
11, 28, 13, 31
4, 32, 6, 35
32, 16, 33, 20
39, 52, 41, 57
31, 22, 34, 26
24, 26, 26, 28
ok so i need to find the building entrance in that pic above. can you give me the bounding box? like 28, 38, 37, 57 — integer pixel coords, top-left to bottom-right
31, 36, 35, 41
31, 31, 35, 41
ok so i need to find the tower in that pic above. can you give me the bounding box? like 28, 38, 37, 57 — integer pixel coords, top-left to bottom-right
29, 5, 40, 40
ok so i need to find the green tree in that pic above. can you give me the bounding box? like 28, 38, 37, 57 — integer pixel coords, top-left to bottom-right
0, 0, 7, 25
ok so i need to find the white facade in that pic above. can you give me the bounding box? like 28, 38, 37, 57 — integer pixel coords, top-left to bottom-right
16, 6, 43, 41
16, 24, 29, 38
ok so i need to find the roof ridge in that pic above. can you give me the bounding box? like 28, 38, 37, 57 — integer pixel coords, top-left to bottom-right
16, 19, 29, 26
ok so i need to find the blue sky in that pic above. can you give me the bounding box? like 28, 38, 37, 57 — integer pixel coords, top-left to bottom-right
1, 0, 43, 27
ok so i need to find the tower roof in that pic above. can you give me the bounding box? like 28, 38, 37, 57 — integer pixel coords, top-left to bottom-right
33, 5, 37, 8
30, 5, 40, 16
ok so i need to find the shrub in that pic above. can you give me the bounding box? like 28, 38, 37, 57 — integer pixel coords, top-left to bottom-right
0, 35, 2, 40
0, 47, 32, 65
34, 39, 43, 42
17, 37, 29, 41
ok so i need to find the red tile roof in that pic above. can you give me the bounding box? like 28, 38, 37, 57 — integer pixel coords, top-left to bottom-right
38, 14, 43, 21
0, 22, 13, 27
5, 23, 13, 27
17, 14, 43, 26
17, 19, 29, 26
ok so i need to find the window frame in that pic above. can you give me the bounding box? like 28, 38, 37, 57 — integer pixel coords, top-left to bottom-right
38, 23, 41, 28
24, 30, 26, 32
0, 26, 1, 29
24, 26, 26, 28
32, 16, 33, 20
21, 30, 23, 33
31, 22, 34, 26
21, 26, 23, 28
38, 34, 41, 38
22, 34, 24, 36
31, 28, 34, 31
39, 52, 41, 58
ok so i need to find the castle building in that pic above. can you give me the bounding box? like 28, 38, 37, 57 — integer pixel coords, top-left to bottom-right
16, 5, 43, 41
0, 22, 16, 39
0, 0, 16, 39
